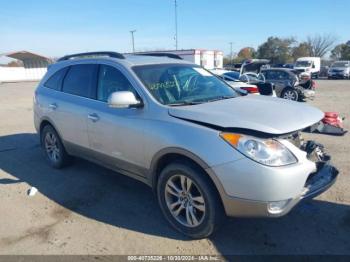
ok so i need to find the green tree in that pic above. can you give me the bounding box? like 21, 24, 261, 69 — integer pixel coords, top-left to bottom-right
292, 42, 311, 60
331, 44, 350, 60
237, 47, 256, 61
331, 44, 344, 60
342, 45, 350, 60
257, 37, 295, 64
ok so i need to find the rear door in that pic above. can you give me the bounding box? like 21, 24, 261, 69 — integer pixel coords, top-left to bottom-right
53, 64, 98, 150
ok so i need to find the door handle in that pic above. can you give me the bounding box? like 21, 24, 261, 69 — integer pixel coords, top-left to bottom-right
49, 103, 57, 110
88, 113, 100, 122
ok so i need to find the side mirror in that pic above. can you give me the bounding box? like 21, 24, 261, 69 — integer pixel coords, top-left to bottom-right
108, 91, 142, 108
312, 64, 316, 69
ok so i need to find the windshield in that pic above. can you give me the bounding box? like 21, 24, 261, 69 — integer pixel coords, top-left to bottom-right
331, 62, 349, 68
133, 64, 238, 105
295, 61, 312, 67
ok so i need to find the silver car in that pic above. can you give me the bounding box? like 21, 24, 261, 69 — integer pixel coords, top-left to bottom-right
34, 52, 338, 238
328, 61, 350, 79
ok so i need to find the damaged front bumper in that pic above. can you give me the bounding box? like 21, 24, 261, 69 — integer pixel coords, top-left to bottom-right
301, 161, 339, 200
211, 137, 339, 218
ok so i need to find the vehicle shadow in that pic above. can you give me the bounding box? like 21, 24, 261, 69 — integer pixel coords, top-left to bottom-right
1, 133, 349, 254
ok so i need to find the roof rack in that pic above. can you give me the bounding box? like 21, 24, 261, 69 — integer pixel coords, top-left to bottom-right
135, 52, 183, 60
57, 51, 125, 62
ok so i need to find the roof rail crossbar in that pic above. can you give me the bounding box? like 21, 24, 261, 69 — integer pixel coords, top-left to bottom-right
57, 51, 125, 62
135, 52, 183, 60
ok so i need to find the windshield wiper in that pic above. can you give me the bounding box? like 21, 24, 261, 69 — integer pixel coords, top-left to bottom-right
206, 95, 236, 102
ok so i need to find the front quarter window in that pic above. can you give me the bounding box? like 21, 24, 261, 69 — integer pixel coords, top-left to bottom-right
133, 64, 238, 105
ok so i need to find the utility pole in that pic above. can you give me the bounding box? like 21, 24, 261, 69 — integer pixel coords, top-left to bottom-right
174, 0, 178, 50
229, 42, 233, 66
130, 30, 136, 53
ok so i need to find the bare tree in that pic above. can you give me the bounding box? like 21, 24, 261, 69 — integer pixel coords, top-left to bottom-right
307, 34, 337, 57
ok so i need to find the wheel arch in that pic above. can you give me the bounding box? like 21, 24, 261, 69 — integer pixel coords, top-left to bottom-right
39, 117, 63, 142
149, 148, 225, 207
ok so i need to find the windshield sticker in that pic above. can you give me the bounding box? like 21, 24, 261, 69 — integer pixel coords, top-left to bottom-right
193, 67, 212, 76
148, 81, 176, 90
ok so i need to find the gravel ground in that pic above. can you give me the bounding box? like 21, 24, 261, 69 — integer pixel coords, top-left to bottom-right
0, 80, 349, 256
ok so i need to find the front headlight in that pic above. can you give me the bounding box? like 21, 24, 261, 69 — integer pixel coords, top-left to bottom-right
220, 133, 297, 166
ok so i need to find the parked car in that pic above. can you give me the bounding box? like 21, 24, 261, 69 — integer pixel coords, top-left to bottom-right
283, 63, 294, 69
261, 68, 315, 101
240, 60, 315, 101
328, 61, 350, 79
217, 70, 275, 97
34, 51, 338, 238
210, 69, 260, 95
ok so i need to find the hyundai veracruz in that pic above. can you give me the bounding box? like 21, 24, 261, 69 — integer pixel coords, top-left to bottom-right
33, 52, 338, 238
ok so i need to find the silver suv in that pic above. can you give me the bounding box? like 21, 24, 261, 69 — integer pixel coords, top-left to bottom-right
328, 61, 350, 79
34, 52, 338, 238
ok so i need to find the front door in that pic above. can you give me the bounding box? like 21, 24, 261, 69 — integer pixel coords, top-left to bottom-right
86, 64, 147, 177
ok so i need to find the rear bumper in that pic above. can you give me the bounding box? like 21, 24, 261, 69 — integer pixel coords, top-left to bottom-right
217, 162, 338, 218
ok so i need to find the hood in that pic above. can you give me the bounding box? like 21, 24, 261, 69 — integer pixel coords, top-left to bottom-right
330, 67, 349, 71
168, 95, 323, 135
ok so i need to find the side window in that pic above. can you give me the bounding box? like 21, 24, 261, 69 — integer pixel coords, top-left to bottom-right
277, 71, 288, 80
97, 65, 135, 102
265, 70, 276, 80
44, 67, 68, 91
62, 64, 98, 98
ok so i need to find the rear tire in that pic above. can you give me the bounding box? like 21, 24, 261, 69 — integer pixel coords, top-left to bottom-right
41, 125, 71, 169
281, 87, 299, 101
157, 162, 224, 239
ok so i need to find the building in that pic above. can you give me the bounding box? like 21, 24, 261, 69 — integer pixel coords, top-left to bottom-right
134, 49, 224, 69
0, 51, 51, 82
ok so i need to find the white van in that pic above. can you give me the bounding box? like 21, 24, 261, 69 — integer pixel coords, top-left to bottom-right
294, 57, 321, 78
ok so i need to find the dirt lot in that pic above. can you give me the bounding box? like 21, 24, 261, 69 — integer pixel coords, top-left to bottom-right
0, 80, 349, 256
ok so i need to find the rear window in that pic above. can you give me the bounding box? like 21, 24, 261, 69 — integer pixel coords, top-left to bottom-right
62, 64, 98, 98
44, 67, 68, 91
332, 62, 350, 67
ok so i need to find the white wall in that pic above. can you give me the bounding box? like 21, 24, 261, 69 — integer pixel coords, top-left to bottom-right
161, 50, 223, 70
0, 67, 47, 82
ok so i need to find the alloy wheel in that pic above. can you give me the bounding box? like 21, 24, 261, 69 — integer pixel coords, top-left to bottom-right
165, 175, 206, 227
44, 132, 60, 163
283, 90, 296, 100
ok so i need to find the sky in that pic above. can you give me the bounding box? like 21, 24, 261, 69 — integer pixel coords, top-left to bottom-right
0, 0, 349, 58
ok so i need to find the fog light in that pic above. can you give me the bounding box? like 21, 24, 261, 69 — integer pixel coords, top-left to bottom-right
268, 199, 291, 214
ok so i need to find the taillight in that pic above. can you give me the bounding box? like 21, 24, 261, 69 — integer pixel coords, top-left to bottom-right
241, 86, 259, 93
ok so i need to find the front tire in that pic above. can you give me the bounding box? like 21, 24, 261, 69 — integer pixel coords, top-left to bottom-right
282, 87, 299, 101
157, 162, 224, 239
41, 125, 71, 169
